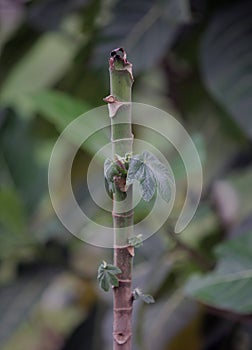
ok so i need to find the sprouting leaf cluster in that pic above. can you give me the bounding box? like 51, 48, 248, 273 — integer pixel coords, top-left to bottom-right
104, 153, 131, 200
104, 150, 173, 203
97, 261, 122, 292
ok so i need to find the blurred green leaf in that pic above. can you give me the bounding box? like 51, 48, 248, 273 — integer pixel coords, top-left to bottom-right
185, 231, 252, 314
0, 188, 26, 234
0, 114, 47, 214
228, 166, 252, 221
30, 89, 90, 127
0, 32, 80, 111
29, 89, 109, 157
200, 1, 252, 139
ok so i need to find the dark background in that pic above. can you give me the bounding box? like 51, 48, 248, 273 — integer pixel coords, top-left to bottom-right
1, 0, 252, 349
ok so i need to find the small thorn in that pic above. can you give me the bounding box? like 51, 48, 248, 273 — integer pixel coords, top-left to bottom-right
103, 95, 117, 103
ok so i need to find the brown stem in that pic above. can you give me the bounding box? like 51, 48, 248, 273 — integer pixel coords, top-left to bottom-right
105, 48, 134, 349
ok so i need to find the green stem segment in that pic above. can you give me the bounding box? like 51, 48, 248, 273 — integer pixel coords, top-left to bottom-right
104, 48, 134, 349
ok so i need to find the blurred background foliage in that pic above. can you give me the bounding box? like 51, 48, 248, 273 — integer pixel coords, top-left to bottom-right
1, 0, 252, 349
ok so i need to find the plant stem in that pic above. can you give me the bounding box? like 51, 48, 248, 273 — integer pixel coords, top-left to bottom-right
104, 48, 134, 349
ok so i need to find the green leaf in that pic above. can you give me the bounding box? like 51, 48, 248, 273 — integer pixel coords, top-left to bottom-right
97, 262, 121, 292
128, 234, 143, 248
99, 272, 110, 292
133, 288, 155, 304
127, 151, 172, 202
200, 2, 252, 139
108, 273, 119, 288
185, 231, 252, 314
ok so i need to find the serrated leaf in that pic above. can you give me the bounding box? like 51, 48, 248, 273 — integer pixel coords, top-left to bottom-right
185, 231, 252, 314
127, 154, 156, 201
140, 170, 156, 202
143, 151, 173, 203
127, 151, 172, 202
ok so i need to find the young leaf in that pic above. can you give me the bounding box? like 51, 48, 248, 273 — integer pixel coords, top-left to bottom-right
140, 294, 155, 304
105, 177, 114, 199
126, 154, 156, 201
133, 288, 155, 304
104, 158, 118, 182
128, 234, 143, 248
104, 157, 128, 200
108, 273, 119, 288
99, 272, 110, 292
127, 151, 172, 202
105, 264, 122, 274
97, 261, 121, 292
146, 151, 173, 203
104, 156, 127, 182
